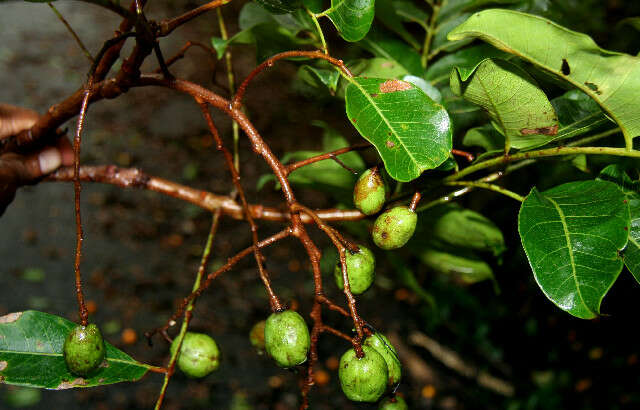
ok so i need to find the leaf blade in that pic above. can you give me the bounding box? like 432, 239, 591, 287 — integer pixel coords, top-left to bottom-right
325, 0, 375, 42
448, 9, 640, 148
345, 77, 452, 182
518, 181, 630, 319
0, 311, 149, 389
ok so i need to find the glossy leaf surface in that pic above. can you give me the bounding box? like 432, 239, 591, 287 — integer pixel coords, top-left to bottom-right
345, 77, 452, 182
360, 27, 425, 76
448, 9, 640, 148
598, 165, 640, 284
325, 0, 375, 42
450, 58, 558, 151
0, 311, 148, 389
518, 181, 630, 319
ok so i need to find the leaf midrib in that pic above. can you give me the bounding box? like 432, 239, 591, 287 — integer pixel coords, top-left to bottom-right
546, 195, 594, 317
348, 79, 420, 175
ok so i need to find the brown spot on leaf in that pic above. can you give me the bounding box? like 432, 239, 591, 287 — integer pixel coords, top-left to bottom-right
386, 141, 395, 148
520, 125, 558, 136
0, 375, 4, 383
0, 361, 7, 371
0, 312, 23, 324
371, 93, 379, 98
56, 378, 88, 390
379, 80, 412, 93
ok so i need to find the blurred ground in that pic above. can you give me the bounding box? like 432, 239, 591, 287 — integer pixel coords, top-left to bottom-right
2, 1, 640, 410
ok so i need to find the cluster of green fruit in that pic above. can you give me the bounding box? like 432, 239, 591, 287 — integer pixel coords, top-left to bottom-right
333, 166, 418, 296
250, 313, 404, 406
60, 168, 414, 403
354, 166, 417, 251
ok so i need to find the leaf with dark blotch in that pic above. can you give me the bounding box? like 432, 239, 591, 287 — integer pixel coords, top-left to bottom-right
597, 165, 640, 284
448, 9, 640, 148
0, 311, 149, 389
325, 0, 375, 42
450, 58, 558, 151
518, 180, 630, 319
345, 77, 452, 182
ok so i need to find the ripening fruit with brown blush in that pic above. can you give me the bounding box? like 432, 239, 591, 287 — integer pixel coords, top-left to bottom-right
372, 206, 418, 250
353, 167, 387, 215
170, 332, 221, 378
339, 346, 388, 402
264, 310, 310, 368
63, 324, 106, 377
334, 245, 376, 295
249, 320, 266, 351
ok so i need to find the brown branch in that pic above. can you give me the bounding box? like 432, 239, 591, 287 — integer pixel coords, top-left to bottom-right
156, 41, 217, 72
285, 143, 371, 174
232, 50, 353, 110
158, 0, 232, 37
72, 85, 92, 327
198, 103, 282, 312
409, 191, 422, 212
320, 325, 353, 343
452, 148, 474, 162
46, 165, 366, 222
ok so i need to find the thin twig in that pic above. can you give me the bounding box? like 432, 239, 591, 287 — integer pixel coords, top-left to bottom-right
158, 0, 232, 37
154, 209, 222, 409
198, 103, 282, 311
48, 3, 94, 62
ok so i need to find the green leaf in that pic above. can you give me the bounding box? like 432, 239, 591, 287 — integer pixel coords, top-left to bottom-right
325, 0, 375, 42
425, 43, 508, 86
450, 58, 558, 151
617, 17, 640, 32
448, 9, 640, 149
419, 246, 494, 284
302, 0, 324, 13
387, 254, 435, 307
597, 165, 640, 284
345, 77, 452, 182
432, 13, 474, 56
462, 124, 504, 152
393, 0, 429, 29
417, 204, 505, 256
254, 0, 300, 14
298, 65, 340, 92
548, 89, 614, 143
375, 0, 420, 49
437, 0, 521, 22
402, 75, 442, 103
518, 180, 630, 319
0, 311, 149, 389
359, 28, 425, 76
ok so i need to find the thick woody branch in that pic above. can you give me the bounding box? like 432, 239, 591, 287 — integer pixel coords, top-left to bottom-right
47, 165, 365, 223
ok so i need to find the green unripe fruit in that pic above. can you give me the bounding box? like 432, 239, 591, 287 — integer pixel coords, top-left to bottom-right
379, 395, 409, 409
334, 246, 376, 295
353, 167, 387, 215
63, 324, 106, 376
364, 333, 401, 387
339, 346, 388, 402
249, 320, 266, 350
372, 206, 418, 250
170, 332, 220, 378
264, 310, 310, 368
